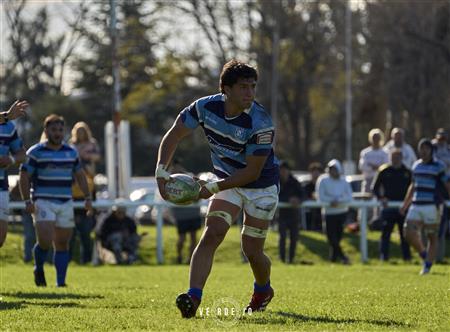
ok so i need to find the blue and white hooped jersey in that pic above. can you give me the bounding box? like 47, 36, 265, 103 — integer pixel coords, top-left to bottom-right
180, 93, 279, 188
20, 142, 81, 202
411, 158, 448, 205
0, 122, 23, 190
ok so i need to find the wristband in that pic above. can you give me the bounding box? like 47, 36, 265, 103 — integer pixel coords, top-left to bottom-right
155, 164, 171, 180
204, 181, 220, 194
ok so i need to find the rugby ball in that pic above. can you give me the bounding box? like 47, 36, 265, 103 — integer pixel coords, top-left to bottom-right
164, 173, 200, 205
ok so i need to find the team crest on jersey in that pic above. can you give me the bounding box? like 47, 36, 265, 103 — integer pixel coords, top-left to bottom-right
234, 128, 245, 140
256, 131, 273, 145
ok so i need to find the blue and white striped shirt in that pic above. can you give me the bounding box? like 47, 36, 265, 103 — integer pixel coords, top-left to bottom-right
0, 122, 23, 190
411, 158, 448, 205
20, 142, 81, 202
180, 93, 279, 188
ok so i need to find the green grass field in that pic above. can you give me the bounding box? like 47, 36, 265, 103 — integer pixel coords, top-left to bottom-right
1, 224, 449, 331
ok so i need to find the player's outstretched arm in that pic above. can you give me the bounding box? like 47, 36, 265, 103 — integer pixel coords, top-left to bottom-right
199, 155, 267, 199
0, 100, 29, 123
155, 116, 193, 199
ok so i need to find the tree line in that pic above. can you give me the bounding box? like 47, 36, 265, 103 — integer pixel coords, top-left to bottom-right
1, 0, 449, 175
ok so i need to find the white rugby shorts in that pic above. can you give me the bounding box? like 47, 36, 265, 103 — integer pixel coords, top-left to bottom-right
212, 185, 279, 221
33, 199, 75, 228
405, 204, 439, 225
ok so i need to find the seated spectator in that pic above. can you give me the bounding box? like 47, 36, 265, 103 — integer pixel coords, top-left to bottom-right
316, 159, 353, 264
278, 161, 304, 264
96, 203, 140, 264
302, 162, 324, 231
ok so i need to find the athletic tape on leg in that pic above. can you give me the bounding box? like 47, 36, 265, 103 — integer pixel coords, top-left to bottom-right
242, 225, 268, 238
206, 211, 233, 226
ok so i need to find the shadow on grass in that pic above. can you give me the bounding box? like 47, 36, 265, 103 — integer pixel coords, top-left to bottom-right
298, 232, 330, 261
0, 300, 84, 310
2, 291, 104, 300
244, 311, 408, 328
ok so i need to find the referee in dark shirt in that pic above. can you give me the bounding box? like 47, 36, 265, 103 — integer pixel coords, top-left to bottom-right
372, 149, 412, 261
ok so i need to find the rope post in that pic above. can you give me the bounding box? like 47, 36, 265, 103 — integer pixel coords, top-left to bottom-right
155, 205, 164, 264
360, 206, 368, 263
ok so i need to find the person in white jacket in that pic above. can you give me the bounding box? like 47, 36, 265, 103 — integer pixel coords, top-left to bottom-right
316, 159, 353, 264
383, 127, 417, 169
358, 128, 389, 193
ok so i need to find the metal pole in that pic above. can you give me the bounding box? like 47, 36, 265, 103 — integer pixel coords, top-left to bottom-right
360, 206, 368, 263
270, 15, 279, 147
345, 1, 352, 163
110, 0, 121, 198
156, 206, 164, 264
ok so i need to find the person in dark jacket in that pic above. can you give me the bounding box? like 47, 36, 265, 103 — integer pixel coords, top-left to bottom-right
302, 162, 324, 231
278, 161, 304, 263
372, 148, 412, 261
96, 203, 140, 264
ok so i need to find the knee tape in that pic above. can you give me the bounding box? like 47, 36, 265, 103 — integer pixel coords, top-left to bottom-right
241, 225, 268, 239
206, 211, 233, 226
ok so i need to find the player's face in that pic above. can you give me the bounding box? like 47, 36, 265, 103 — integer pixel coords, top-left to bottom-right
419, 144, 432, 160
226, 78, 256, 109
45, 122, 65, 146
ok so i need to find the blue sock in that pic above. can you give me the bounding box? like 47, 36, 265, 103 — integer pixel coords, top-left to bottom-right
54, 251, 70, 286
187, 287, 202, 300
424, 261, 432, 270
254, 280, 271, 293
419, 250, 427, 260
33, 244, 48, 272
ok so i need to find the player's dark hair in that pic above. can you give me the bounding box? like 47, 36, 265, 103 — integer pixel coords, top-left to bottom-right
417, 138, 433, 151
44, 114, 65, 128
219, 59, 258, 94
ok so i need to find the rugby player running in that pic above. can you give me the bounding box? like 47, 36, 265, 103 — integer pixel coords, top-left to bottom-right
155, 60, 280, 318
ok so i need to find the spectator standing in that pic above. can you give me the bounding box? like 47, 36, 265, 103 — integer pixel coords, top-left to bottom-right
432, 128, 450, 263
383, 127, 417, 169
372, 149, 412, 261
316, 159, 353, 264
69, 122, 100, 264
358, 128, 389, 193
302, 162, 323, 231
96, 203, 140, 264
278, 161, 303, 263
400, 139, 450, 275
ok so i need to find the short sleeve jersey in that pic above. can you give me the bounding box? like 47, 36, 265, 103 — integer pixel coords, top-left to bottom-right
180, 93, 279, 188
20, 142, 81, 202
411, 159, 448, 205
0, 122, 23, 190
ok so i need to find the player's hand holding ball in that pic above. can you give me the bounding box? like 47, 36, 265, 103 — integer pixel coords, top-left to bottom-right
164, 173, 201, 205
199, 181, 220, 199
